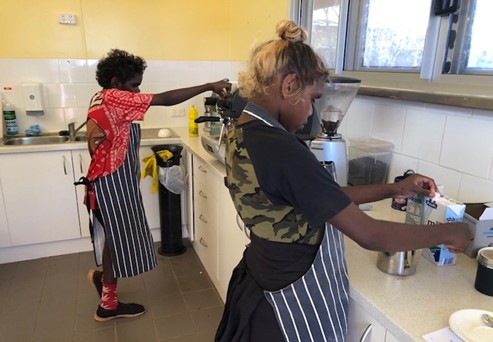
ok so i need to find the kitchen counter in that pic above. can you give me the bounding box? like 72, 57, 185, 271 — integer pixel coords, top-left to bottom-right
347, 199, 493, 341
3, 126, 490, 340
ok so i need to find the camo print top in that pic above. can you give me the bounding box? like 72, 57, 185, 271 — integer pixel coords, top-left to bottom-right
224, 103, 351, 245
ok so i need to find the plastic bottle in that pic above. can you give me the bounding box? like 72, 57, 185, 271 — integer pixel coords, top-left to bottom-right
2, 96, 19, 136
188, 105, 199, 137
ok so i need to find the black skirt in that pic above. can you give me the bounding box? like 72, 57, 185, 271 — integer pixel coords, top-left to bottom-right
215, 232, 318, 341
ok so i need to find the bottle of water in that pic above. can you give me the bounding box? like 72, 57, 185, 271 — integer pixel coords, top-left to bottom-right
2, 96, 19, 136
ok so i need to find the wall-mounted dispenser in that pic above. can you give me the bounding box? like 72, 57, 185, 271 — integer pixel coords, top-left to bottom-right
21, 82, 44, 116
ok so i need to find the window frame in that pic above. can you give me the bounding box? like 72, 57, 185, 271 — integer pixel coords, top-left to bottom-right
291, 0, 493, 110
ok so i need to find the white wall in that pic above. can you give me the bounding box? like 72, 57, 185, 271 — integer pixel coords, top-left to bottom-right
1, 58, 492, 204
0, 58, 244, 136
342, 96, 493, 203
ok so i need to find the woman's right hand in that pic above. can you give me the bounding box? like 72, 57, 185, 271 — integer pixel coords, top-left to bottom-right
209, 79, 232, 97
444, 222, 474, 253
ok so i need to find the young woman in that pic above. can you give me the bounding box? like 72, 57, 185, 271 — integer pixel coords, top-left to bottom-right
216, 20, 473, 341
83, 49, 230, 321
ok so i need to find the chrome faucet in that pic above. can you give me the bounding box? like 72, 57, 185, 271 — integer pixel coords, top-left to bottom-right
68, 121, 87, 141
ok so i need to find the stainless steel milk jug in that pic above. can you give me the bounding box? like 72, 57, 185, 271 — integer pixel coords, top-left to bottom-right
376, 249, 421, 276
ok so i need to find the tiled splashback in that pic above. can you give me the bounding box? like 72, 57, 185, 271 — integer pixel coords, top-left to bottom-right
1, 58, 492, 203
342, 96, 493, 203
0, 58, 244, 136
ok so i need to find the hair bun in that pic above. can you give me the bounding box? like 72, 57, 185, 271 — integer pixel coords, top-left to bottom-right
276, 19, 307, 43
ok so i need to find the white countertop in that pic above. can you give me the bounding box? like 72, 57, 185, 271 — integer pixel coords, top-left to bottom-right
3, 126, 490, 340
347, 199, 493, 341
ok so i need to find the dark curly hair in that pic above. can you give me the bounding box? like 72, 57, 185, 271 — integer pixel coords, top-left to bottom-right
95, 49, 147, 89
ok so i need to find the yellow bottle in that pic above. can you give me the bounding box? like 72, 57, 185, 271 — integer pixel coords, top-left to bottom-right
188, 105, 199, 137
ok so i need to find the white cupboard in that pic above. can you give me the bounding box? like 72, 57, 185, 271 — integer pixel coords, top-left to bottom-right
190, 154, 249, 301
72, 149, 91, 237
191, 156, 219, 282
139, 146, 160, 230
347, 299, 388, 342
216, 184, 248, 300
0, 151, 80, 245
0, 178, 10, 247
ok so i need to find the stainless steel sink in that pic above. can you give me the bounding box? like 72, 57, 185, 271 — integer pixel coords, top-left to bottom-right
74, 135, 88, 142
3, 136, 70, 145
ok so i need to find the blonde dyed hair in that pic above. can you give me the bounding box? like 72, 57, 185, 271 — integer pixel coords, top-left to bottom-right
239, 19, 328, 100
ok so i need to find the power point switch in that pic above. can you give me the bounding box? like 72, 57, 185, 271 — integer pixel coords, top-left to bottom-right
58, 14, 77, 25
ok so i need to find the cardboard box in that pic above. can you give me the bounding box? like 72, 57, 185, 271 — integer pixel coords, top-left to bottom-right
405, 195, 465, 266
463, 202, 493, 257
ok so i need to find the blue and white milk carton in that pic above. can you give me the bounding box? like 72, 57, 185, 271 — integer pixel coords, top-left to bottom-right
406, 195, 466, 266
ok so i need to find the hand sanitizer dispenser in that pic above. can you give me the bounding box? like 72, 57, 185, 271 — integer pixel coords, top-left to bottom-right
21, 82, 44, 116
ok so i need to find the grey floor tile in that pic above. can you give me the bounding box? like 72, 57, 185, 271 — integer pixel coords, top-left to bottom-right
116, 316, 158, 342
154, 312, 196, 340
74, 327, 116, 342
0, 240, 224, 341
149, 294, 187, 318
182, 289, 223, 311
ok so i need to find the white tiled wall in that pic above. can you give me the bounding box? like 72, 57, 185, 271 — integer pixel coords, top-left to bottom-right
0, 58, 244, 136
343, 96, 493, 203
1, 58, 492, 203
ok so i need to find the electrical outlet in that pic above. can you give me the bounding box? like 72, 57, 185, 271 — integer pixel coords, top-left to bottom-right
58, 14, 77, 25
171, 108, 186, 117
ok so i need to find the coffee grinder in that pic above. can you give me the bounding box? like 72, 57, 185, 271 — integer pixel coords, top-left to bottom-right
306, 77, 361, 186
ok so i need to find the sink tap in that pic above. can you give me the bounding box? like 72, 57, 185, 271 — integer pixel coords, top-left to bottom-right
68, 121, 87, 141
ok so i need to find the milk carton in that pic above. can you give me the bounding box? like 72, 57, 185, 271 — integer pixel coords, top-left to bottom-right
406, 195, 465, 266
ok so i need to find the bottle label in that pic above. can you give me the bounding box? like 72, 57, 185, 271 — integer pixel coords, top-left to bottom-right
3, 110, 16, 120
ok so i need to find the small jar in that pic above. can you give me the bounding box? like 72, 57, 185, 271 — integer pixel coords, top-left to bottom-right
474, 247, 493, 296
391, 169, 414, 211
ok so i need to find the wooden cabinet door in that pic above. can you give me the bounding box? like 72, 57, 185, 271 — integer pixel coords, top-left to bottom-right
0, 151, 80, 245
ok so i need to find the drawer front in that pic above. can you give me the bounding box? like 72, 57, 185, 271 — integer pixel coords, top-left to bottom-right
193, 156, 220, 199
192, 177, 218, 280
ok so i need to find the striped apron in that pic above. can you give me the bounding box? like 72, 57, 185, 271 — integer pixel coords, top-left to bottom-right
93, 123, 157, 278
242, 105, 349, 341
264, 223, 349, 342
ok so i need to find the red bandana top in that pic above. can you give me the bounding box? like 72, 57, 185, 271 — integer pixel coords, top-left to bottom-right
86, 89, 152, 190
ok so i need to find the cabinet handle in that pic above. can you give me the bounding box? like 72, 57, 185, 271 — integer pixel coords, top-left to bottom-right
199, 237, 208, 247
199, 190, 208, 199
79, 154, 84, 173
198, 165, 208, 173
199, 214, 208, 223
62, 155, 67, 175
360, 324, 372, 342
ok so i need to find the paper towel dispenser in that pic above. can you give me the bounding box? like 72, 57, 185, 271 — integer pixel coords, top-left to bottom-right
21, 82, 44, 116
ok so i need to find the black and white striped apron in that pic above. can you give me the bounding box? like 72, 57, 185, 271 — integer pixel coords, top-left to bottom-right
264, 223, 349, 342
93, 123, 157, 278
242, 106, 350, 341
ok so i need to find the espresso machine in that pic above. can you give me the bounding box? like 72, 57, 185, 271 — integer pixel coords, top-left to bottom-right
303, 77, 361, 186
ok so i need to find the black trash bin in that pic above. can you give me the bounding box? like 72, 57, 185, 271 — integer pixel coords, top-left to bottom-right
151, 144, 186, 256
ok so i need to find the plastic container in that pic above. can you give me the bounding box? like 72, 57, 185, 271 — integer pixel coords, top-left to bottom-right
348, 138, 394, 185
474, 247, 493, 296
2, 97, 19, 136
188, 106, 199, 137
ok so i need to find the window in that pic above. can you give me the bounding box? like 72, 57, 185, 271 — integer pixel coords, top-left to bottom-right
297, 0, 493, 77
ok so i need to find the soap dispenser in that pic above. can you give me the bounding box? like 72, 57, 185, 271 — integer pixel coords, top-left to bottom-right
21, 82, 44, 116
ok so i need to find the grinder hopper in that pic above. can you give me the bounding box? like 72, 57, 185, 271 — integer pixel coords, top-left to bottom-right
314, 77, 361, 138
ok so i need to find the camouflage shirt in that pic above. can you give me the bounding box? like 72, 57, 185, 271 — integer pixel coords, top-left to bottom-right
224, 104, 351, 245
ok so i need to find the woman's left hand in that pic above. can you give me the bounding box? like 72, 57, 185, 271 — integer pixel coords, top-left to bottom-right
393, 173, 440, 199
